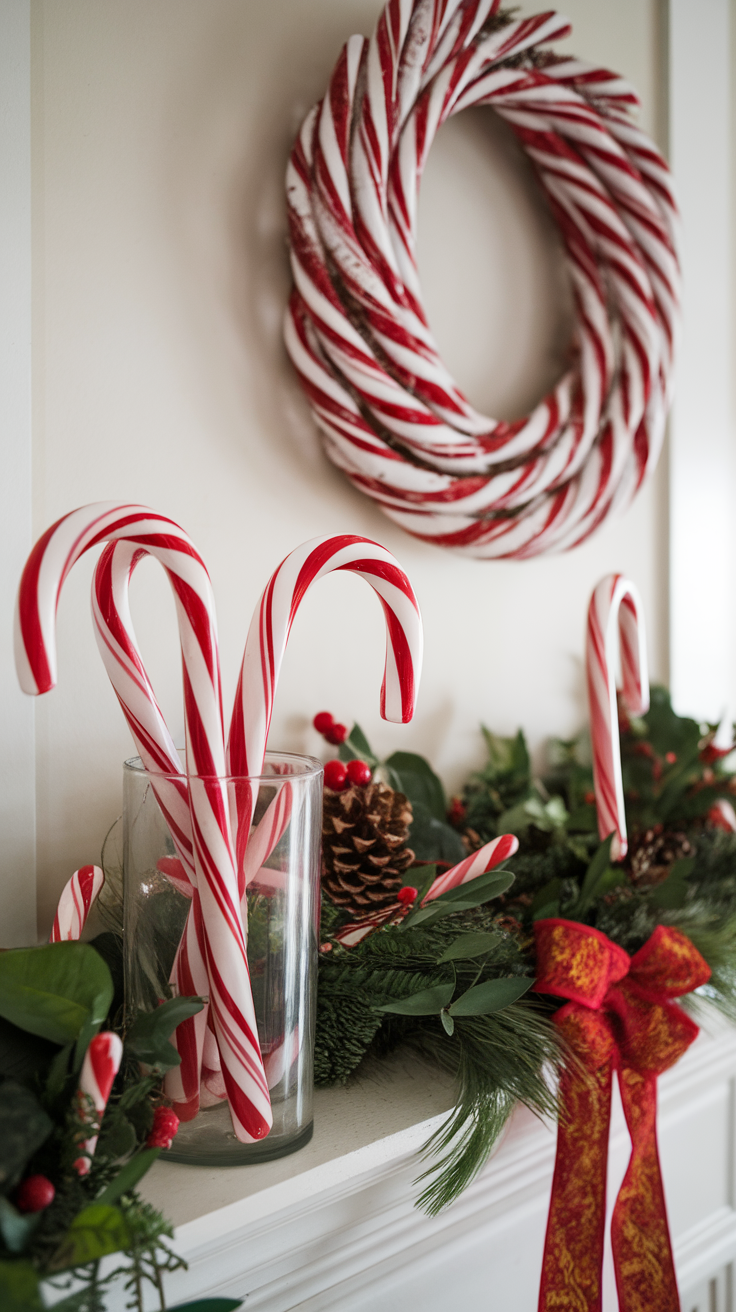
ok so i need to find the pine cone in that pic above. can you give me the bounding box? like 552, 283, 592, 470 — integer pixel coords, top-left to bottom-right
627, 827, 693, 887
322, 780, 415, 916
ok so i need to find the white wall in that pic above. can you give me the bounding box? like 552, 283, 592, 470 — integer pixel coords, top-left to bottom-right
14, 0, 669, 934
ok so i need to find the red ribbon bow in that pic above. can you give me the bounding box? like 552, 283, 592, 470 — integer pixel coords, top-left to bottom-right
534, 919, 710, 1312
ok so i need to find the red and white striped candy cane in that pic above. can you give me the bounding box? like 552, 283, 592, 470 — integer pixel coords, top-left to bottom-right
15, 503, 271, 1142
50, 865, 105, 942
285, 1, 679, 559
74, 1031, 123, 1174
335, 833, 518, 945
227, 535, 423, 882
422, 833, 518, 901
586, 573, 649, 860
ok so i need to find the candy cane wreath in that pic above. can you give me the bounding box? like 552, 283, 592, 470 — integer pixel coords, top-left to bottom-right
285, 0, 679, 559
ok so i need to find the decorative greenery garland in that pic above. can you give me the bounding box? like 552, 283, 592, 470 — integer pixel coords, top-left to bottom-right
0, 936, 238, 1312
314, 689, 736, 1213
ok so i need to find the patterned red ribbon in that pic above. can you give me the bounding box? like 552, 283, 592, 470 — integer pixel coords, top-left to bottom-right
534, 919, 710, 1312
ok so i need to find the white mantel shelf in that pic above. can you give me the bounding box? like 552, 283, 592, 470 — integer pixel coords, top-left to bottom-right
96, 1023, 736, 1310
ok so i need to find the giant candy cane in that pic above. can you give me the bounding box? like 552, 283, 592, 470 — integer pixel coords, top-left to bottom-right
586, 573, 649, 860
15, 503, 271, 1142
286, 0, 679, 559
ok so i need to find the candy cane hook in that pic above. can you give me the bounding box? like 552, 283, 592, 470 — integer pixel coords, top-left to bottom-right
586, 574, 649, 860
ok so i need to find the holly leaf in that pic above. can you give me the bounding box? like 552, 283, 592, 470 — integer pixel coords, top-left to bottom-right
437, 932, 501, 963
338, 723, 378, 766
376, 982, 455, 1015
449, 977, 533, 1016
126, 995, 205, 1070
0, 1260, 43, 1312
49, 1203, 130, 1272
0, 943, 113, 1046
0, 1082, 53, 1189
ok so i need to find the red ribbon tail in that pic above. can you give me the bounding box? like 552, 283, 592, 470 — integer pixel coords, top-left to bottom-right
612, 1067, 680, 1312
538, 1058, 613, 1312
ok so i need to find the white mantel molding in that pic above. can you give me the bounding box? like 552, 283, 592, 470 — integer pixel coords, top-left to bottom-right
62, 1024, 736, 1312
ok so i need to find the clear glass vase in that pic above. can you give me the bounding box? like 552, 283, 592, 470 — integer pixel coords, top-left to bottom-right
122, 751, 323, 1165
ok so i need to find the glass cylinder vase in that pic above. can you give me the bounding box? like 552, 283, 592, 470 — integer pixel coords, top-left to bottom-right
122, 751, 323, 1166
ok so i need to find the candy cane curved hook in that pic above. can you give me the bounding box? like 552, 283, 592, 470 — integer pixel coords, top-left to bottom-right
228, 534, 423, 777
586, 574, 649, 860
15, 502, 271, 1143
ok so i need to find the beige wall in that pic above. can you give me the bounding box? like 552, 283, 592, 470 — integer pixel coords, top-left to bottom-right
30, 0, 665, 931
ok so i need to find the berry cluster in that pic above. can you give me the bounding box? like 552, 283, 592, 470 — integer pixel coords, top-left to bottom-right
313, 711, 348, 746
324, 758, 372, 791
146, 1105, 180, 1151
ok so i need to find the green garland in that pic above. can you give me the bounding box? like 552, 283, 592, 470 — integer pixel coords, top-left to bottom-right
315, 688, 736, 1212
0, 934, 239, 1312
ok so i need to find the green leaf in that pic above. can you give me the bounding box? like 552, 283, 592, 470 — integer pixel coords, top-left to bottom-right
574, 835, 616, 916
49, 1203, 130, 1272
0, 1082, 53, 1189
338, 723, 378, 767
439, 1009, 455, 1036
481, 727, 530, 779
0, 1197, 41, 1254
449, 976, 533, 1016
0, 1015, 59, 1086
0, 1260, 43, 1312
376, 982, 455, 1015
98, 1114, 137, 1162
433, 870, 515, 907
384, 752, 446, 821
0, 943, 113, 1045
126, 995, 205, 1071
408, 803, 467, 864
168, 1302, 244, 1312
649, 856, 696, 910
96, 1147, 161, 1205
437, 932, 501, 963
531, 879, 562, 922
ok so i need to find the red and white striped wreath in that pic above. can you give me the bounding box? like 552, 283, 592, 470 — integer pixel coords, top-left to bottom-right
284, 1, 679, 559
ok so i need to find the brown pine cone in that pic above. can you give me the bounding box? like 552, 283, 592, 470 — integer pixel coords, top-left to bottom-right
627, 826, 693, 887
322, 780, 415, 917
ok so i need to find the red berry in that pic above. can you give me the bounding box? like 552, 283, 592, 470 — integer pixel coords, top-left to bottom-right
313, 712, 334, 735
584, 790, 596, 805
346, 759, 372, 786
324, 722, 348, 745
397, 886, 418, 906
16, 1175, 55, 1213
147, 1106, 180, 1150
324, 759, 348, 791
665, 751, 677, 764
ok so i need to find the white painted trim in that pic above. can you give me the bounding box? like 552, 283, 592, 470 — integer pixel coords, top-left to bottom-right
0, 0, 35, 946
668, 0, 735, 724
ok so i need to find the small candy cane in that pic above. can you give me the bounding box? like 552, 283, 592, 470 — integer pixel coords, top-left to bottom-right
16, 503, 271, 1142
335, 834, 518, 946
50, 865, 104, 943
74, 1031, 123, 1174
586, 574, 649, 860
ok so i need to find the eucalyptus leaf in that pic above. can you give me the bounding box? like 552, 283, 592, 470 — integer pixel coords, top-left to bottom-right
126, 995, 205, 1070
0, 1197, 41, 1254
168, 1302, 244, 1312
0, 1259, 43, 1312
96, 1147, 161, 1205
0, 1082, 53, 1189
49, 1203, 130, 1272
0, 943, 113, 1046
439, 1009, 455, 1036
376, 982, 455, 1015
437, 932, 502, 963
433, 871, 515, 909
531, 878, 562, 921
384, 752, 446, 820
449, 976, 533, 1016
